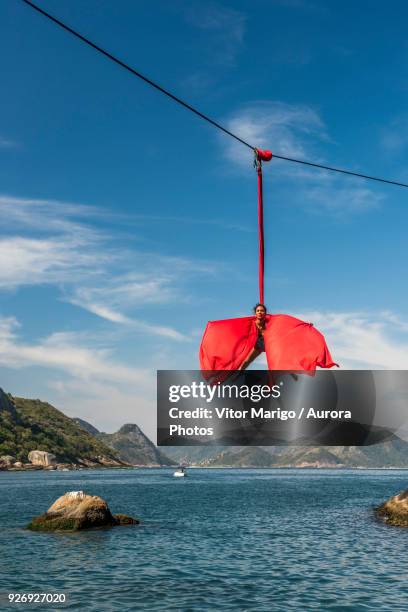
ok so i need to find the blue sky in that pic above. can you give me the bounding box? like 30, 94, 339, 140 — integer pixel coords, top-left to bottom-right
1, 0, 408, 439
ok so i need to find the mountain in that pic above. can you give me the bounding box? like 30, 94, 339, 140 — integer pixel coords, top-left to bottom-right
208, 447, 276, 467
271, 447, 344, 468
162, 445, 227, 465
0, 389, 125, 466
97, 424, 175, 466
3, 385, 407, 469
162, 433, 408, 468
72, 417, 100, 437
265, 435, 408, 467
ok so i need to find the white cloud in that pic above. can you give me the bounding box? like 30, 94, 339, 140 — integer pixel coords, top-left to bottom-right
181, 71, 216, 96
0, 195, 213, 339
296, 310, 408, 369
0, 318, 151, 384
221, 101, 385, 215
381, 115, 408, 155
0, 317, 160, 437
70, 272, 180, 310
0, 236, 106, 289
65, 261, 209, 339
73, 303, 133, 325
0, 195, 101, 236
129, 213, 253, 234
223, 101, 328, 167
380, 311, 408, 332
0, 195, 110, 289
48, 378, 157, 439
67, 298, 188, 341
0, 137, 17, 148
0, 316, 19, 340
183, 4, 246, 65
303, 184, 384, 215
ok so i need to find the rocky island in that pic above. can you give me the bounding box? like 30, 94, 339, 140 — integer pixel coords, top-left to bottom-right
27, 491, 139, 531
376, 489, 408, 527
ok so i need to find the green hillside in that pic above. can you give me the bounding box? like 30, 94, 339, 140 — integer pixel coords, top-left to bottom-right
0, 389, 124, 465
272, 447, 344, 467
208, 447, 276, 467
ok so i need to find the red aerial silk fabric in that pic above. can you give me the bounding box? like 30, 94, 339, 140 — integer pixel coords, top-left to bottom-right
263, 314, 337, 371
200, 317, 257, 374
257, 165, 265, 304
199, 314, 337, 380
255, 148, 272, 304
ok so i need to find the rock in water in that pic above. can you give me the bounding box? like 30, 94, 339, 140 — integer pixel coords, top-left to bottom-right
376, 489, 408, 526
114, 513, 139, 525
0, 455, 16, 467
27, 491, 139, 531
28, 450, 57, 467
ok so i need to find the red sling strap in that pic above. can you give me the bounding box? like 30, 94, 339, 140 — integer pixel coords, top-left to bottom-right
255, 148, 272, 304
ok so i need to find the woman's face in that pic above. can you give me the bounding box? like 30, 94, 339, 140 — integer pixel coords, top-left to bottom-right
255, 306, 266, 320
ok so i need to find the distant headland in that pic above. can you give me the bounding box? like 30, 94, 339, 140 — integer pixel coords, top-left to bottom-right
1, 387, 408, 470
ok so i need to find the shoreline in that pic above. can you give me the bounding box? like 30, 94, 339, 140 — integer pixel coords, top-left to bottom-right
2, 464, 408, 472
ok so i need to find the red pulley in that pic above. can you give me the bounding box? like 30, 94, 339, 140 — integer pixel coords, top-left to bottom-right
255, 148, 273, 162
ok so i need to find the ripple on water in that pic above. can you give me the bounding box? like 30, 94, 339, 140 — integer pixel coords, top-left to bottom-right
1, 468, 408, 611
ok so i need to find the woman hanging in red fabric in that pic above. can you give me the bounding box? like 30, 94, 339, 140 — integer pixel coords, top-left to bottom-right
199, 307, 337, 378
239, 303, 267, 370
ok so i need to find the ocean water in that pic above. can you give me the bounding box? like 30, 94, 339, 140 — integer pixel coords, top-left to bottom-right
0, 468, 407, 611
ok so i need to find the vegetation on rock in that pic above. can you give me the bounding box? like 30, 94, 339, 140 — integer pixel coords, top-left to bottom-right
376, 489, 408, 527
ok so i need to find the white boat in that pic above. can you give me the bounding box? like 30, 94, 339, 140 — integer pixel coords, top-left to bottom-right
173, 467, 187, 477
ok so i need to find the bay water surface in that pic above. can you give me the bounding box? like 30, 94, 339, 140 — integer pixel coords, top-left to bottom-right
0, 468, 407, 611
